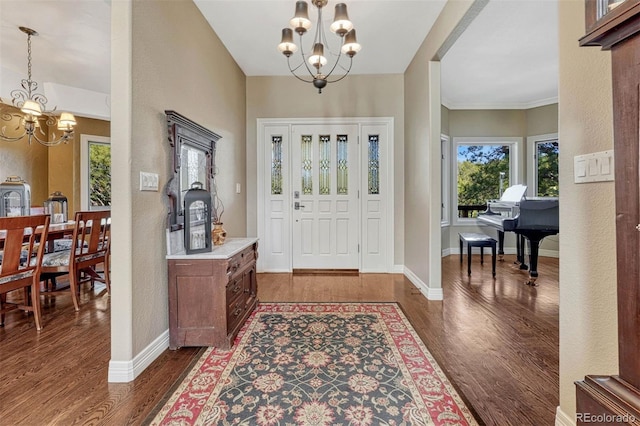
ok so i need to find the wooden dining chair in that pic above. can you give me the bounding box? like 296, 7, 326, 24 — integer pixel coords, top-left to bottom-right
0, 215, 50, 330
39, 211, 111, 311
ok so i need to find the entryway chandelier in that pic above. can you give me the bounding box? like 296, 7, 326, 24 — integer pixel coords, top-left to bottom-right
278, 0, 362, 94
0, 26, 76, 146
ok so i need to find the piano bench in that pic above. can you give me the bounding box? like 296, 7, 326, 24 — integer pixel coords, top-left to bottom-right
459, 233, 497, 277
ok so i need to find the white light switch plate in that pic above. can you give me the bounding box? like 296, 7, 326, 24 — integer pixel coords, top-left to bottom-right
574, 150, 614, 183
140, 171, 159, 191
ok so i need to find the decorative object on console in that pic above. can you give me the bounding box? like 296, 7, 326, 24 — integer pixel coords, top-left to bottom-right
0, 176, 31, 217
278, 0, 362, 93
210, 168, 226, 245
44, 191, 68, 224
212, 222, 226, 246
0, 27, 76, 146
184, 182, 212, 255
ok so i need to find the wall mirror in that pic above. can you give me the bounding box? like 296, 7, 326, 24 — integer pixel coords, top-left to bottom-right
165, 110, 221, 230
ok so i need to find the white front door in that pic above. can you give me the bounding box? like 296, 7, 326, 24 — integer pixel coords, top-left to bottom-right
290, 124, 359, 269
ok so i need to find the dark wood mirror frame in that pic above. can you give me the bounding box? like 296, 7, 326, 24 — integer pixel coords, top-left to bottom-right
165, 110, 221, 231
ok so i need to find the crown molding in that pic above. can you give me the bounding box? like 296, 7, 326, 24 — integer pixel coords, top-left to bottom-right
441, 96, 558, 111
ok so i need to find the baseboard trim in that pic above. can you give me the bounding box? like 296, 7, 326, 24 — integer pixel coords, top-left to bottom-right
404, 267, 443, 301
555, 406, 575, 426
392, 264, 404, 274
108, 329, 169, 383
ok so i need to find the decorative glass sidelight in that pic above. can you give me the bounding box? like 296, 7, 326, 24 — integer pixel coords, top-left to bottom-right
271, 136, 283, 195
337, 135, 348, 194
319, 135, 331, 195
368, 135, 380, 195
301, 135, 313, 195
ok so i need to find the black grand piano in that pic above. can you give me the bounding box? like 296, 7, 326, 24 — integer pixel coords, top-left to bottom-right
477, 184, 559, 285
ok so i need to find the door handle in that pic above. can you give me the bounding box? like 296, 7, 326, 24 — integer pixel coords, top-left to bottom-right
294, 202, 306, 210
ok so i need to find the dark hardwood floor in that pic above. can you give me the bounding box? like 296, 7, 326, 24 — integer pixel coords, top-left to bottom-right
0, 254, 558, 425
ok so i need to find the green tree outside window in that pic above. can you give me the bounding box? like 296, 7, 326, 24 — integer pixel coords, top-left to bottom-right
457, 144, 510, 217
89, 142, 111, 207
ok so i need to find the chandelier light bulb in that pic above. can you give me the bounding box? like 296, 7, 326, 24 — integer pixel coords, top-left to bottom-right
341, 29, 361, 57
21, 100, 43, 117
290, 1, 312, 34
57, 112, 77, 131
308, 43, 327, 69
330, 3, 353, 36
278, 28, 298, 56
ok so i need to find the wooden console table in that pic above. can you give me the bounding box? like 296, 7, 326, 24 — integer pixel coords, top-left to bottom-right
167, 238, 258, 350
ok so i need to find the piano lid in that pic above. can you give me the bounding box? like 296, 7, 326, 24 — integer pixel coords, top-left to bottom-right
500, 184, 527, 202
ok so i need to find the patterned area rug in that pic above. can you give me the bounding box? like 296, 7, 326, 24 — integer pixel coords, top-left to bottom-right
150, 303, 477, 425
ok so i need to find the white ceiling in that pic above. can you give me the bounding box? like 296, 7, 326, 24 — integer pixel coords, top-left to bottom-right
441, 0, 558, 109
0, 0, 558, 118
0, 0, 111, 118
193, 0, 448, 77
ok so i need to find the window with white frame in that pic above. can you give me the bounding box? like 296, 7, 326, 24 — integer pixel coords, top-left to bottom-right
441, 134, 450, 226
454, 137, 519, 222
80, 134, 111, 211
527, 133, 559, 197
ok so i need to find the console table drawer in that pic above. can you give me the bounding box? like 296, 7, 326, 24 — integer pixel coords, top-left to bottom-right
170, 261, 213, 277
227, 244, 257, 275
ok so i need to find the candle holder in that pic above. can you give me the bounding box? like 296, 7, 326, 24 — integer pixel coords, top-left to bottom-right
183, 182, 212, 254
44, 191, 68, 223
0, 176, 31, 217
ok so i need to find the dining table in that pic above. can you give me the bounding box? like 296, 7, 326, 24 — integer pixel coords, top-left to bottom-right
0, 219, 76, 252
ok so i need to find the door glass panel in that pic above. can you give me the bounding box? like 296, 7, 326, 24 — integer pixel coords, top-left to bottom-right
337, 134, 348, 194
271, 136, 283, 195
319, 135, 331, 195
368, 134, 380, 195
301, 135, 313, 195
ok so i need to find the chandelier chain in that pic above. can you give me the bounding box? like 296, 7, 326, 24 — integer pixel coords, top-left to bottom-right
27, 32, 32, 86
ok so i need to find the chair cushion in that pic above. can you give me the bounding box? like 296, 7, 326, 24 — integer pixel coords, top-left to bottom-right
0, 269, 35, 285
38, 250, 71, 267
35, 246, 107, 268
53, 239, 74, 252
0, 250, 30, 265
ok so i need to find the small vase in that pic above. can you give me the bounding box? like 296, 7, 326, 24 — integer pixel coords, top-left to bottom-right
212, 223, 227, 246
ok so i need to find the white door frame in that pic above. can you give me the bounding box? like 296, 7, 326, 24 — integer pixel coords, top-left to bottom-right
80, 134, 111, 211
257, 117, 394, 273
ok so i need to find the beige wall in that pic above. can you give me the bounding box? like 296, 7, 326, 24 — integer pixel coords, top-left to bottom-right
111, 0, 246, 361
527, 103, 559, 136
558, 0, 618, 420
0, 104, 49, 207
404, 0, 485, 291
47, 116, 110, 213
246, 74, 405, 265
441, 105, 450, 135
